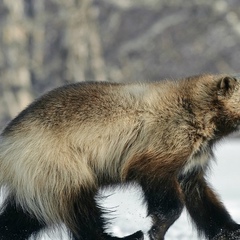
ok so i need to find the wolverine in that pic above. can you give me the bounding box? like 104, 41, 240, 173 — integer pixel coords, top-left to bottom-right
0, 74, 240, 240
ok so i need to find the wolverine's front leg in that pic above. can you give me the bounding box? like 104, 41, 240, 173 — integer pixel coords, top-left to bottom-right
180, 170, 240, 240
140, 177, 184, 240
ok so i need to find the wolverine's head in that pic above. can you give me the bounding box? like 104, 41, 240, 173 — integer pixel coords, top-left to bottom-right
182, 74, 240, 138
214, 75, 240, 135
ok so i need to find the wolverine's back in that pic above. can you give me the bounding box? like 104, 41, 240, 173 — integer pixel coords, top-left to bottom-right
2, 80, 179, 133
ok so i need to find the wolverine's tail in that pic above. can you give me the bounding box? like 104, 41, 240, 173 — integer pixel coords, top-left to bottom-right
0, 132, 96, 233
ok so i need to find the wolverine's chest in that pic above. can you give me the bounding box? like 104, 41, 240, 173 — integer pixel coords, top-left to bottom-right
182, 142, 213, 174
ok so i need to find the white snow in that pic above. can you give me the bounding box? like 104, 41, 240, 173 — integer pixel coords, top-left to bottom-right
1, 138, 240, 240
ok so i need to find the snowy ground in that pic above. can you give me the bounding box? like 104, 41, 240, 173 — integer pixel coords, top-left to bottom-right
1, 138, 240, 239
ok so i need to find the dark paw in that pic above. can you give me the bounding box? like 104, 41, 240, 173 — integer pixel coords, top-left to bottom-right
212, 229, 240, 240
123, 230, 144, 240
148, 225, 165, 240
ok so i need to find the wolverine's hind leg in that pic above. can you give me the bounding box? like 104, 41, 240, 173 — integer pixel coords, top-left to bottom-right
70, 189, 144, 240
0, 197, 44, 240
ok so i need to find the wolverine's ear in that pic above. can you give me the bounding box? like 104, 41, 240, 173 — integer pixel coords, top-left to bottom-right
217, 76, 238, 96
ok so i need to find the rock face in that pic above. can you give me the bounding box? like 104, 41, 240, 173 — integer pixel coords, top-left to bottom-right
0, 0, 240, 127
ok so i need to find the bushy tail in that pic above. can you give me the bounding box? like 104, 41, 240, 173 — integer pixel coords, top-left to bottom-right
0, 133, 96, 231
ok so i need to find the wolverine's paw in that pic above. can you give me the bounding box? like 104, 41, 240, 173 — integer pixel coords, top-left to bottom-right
122, 230, 144, 240
104, 230, 144, 240
212, 228, 240, 240
148, 225, 165, 240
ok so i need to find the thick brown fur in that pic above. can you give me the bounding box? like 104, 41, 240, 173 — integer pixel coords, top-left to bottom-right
0, 74, 240, 239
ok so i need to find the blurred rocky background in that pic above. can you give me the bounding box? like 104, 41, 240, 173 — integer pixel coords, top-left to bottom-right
1, 0, 240, 129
